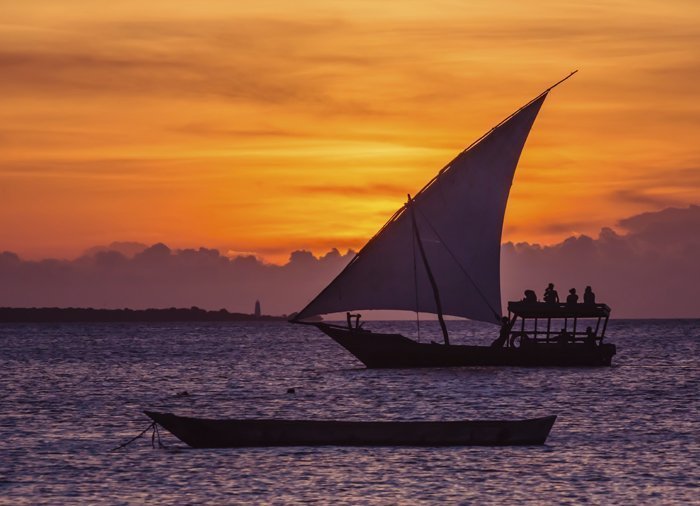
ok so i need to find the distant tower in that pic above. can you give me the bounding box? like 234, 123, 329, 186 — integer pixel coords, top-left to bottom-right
254, 300, 261, 317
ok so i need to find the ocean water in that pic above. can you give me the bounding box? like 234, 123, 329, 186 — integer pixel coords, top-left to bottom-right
0, 320, 698, 504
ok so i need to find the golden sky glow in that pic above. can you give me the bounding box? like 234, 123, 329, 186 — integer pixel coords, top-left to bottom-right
2, 0, 699, 262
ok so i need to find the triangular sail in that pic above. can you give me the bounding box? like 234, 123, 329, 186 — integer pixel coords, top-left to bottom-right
295, 92, 548, 324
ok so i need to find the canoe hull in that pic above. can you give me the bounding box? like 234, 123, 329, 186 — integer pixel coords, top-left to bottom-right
144, 411, 556, 448
317, 324, 616, 368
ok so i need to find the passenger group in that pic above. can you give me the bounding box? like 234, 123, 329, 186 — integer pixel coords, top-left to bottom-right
523, 284, 596, 306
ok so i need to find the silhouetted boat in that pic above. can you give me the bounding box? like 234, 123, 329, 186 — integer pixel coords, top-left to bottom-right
291, 71, 616, 368
144, 411, 556, 447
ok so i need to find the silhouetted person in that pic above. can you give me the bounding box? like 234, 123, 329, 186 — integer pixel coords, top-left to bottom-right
522, 289, 537, 304
585, 326, 597, 347
544, 283, 559, 304
566, 288, 578, 305
556, 328, 571, 346
490, 316, 512, 348
584, 286, 596, 305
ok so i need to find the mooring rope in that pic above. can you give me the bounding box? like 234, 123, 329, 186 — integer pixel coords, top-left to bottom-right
110, 421, 165, 452
152, 423, 165, 449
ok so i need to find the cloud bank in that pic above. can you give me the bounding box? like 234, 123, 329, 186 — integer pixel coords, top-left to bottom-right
1, 206, 698, 318
501, 205, 700, 318
0, 244, 355, 317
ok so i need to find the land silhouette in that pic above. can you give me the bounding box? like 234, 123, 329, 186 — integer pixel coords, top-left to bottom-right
0, 307, 287, 323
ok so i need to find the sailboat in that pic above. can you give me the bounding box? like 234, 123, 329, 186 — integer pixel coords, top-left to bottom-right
290, 72, 617, 368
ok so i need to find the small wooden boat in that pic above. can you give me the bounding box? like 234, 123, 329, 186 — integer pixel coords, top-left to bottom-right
144, 411, 556, 447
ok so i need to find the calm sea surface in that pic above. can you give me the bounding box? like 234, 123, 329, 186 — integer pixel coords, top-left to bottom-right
0, 320, 698, 504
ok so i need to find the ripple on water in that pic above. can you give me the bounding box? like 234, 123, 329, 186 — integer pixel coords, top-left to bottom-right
0, 320, 698, 504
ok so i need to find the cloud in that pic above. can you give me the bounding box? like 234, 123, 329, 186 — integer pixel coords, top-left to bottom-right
83, 241, 148, 258
612, 189, 685, 208
618, 205, 700, 236
501, 205, 700, 318
0, 17, 373, 114
1, 206, 698, 318
0, 243, 355, 316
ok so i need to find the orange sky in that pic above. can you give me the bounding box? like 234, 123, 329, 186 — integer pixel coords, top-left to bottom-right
1, 0, 699, 262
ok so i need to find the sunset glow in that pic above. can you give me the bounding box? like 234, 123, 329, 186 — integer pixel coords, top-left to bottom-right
2, 0, 699, 262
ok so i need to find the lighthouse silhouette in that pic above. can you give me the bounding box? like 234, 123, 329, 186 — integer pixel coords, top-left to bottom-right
254, 300, 261, 317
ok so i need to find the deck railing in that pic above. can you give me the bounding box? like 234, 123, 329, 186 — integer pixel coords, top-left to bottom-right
506, 300, 611, 347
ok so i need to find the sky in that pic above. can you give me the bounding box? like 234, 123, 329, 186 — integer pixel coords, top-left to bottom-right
1, 1, 699, 318
2, 0, 699, 263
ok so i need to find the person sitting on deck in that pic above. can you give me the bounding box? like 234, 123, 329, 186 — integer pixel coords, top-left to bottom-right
566, 288, 579, 305
543, 283, 559, 304
585, 326, 597, 347
490, 316, 512, 348
584, 286, 596, 305
556, 328, 572, 345
522, 289, 537, 304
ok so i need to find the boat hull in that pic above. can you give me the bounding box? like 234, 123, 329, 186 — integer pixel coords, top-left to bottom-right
317, 324, 616, 368
144, 411, 556, 447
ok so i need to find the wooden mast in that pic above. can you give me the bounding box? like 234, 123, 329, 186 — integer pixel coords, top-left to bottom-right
407, 194, 450, 345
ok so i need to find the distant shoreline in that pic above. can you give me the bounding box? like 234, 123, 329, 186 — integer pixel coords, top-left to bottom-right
0, 307, 289, 323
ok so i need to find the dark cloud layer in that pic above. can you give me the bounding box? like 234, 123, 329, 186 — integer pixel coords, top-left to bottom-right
502, 205, 700, 318
0, 244, 355, 317
1, 206, 698, 318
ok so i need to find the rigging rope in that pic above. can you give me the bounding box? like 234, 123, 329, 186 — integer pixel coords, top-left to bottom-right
110, 421, 166, 452
151, 423, 165, 449
416, 206, 501, 321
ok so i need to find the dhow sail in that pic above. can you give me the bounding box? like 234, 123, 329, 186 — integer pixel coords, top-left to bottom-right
295, 91, 549, 324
